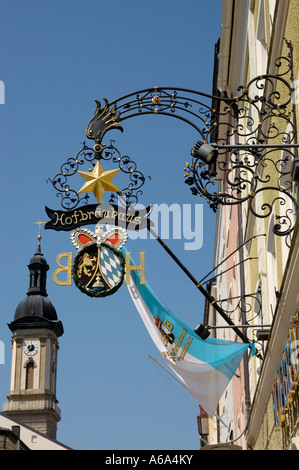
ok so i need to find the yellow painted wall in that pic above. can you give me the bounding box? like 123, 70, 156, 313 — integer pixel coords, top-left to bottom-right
249, 0, 299, 450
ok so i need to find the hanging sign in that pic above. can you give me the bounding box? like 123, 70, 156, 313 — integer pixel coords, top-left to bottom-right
45, 141, 149, 298
45, 204, 153, 232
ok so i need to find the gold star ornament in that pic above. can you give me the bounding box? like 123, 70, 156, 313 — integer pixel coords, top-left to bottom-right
77, 160, 121, 203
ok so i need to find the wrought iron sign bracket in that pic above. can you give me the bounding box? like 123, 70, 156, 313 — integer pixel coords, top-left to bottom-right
45, 39, 297, 339
83, 39, 297, 242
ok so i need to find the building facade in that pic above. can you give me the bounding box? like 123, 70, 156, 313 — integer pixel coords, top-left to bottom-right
200, 0, 299, 450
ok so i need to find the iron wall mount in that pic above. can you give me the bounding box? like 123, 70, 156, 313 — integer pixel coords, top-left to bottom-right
85, 39, 298, 241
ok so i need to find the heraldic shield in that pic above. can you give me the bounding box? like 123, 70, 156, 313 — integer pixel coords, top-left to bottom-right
72, 241, 125, 297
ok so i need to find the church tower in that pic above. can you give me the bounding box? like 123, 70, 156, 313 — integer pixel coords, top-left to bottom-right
4, 226, 64, 440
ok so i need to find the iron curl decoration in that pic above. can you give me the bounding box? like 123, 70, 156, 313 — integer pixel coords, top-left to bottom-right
84, 40, 298, 240
86, 43, 296, 148
185, 146, 298, 234
47, 141, 150, 210
217, 291, 262, 323
183, 40, 298, 242
46, 144, 95, 210
216, 289, 270, 350
100, 140, 151, 207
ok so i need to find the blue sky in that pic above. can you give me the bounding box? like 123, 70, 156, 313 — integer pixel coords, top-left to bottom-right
0, 0, 222, 450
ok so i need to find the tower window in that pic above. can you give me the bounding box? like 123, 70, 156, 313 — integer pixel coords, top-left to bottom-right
25, 362, 34, 390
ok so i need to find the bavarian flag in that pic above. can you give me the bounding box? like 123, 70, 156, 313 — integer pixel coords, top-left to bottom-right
126, 258, 252, 417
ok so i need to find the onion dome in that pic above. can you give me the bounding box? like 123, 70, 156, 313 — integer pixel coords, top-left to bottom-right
8, 228, 63, 337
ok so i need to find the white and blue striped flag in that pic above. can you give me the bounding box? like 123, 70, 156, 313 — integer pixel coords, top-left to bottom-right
127, 265, 252, 417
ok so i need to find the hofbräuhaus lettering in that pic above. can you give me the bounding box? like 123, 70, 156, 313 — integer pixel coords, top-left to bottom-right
45, 203, 153, 231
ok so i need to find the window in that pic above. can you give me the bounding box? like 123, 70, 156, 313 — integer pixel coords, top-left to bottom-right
267, 215, 278, 318
268, 0, 277, 33
256, 0, 268, 73
25, 362, 34, 390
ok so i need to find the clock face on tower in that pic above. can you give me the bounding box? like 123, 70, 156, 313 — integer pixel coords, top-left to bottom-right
23, 340, 39, 356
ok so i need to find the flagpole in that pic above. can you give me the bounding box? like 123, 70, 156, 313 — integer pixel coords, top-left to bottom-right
148, 355, 228, 428
147, 225, 250, 344
148, 354, 186, 387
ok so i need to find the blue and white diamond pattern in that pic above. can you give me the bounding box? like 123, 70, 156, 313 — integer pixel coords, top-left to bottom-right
100, 246, 123, 287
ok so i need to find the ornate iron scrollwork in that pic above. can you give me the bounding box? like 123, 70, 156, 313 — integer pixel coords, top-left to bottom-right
213, 287, 270, 353
86, 42, 296, 149
47, 141, 150, 210
99, 141, 151, 206
185, 145, 297, 234
184, 40, 298, 240
46, 144, 94, 210
85, 40, 298, 241
218, 291, 262, 323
